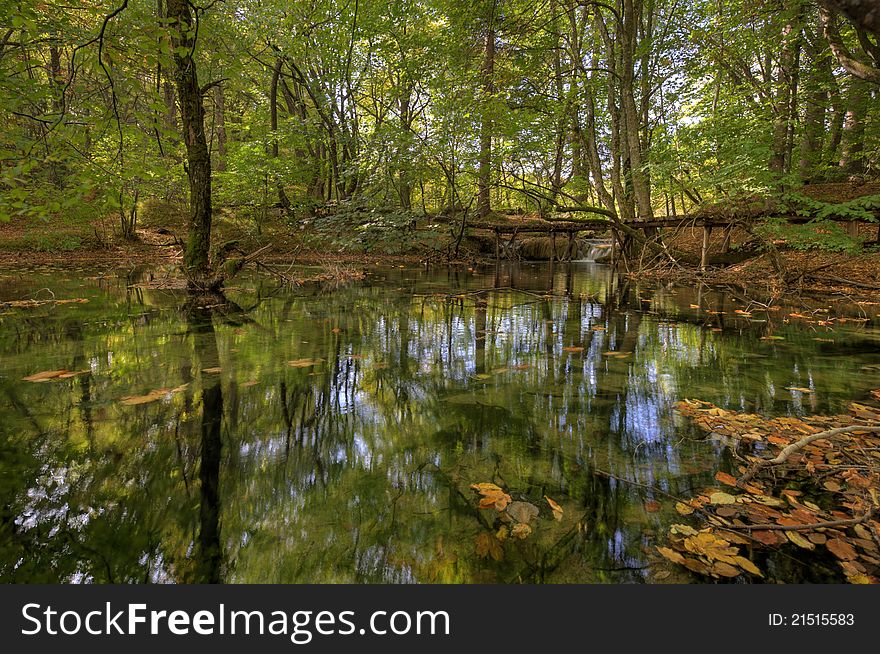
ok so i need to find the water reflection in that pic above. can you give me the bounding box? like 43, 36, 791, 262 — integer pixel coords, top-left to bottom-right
2, 262, 880, 583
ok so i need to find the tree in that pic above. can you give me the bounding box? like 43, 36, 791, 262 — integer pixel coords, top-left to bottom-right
166, 0, 215, 287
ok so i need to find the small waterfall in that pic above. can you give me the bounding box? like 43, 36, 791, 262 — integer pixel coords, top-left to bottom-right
577, 239, 613, 262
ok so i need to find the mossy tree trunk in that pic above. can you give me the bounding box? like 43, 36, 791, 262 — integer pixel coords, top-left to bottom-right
167, 0, 214, 287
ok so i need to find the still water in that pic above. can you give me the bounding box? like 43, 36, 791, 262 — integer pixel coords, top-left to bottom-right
2, 262, 880, 583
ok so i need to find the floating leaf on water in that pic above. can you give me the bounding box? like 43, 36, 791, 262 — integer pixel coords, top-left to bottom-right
202, 367, 222, 374
734, 556, 763, 577
786, 386, 813, 393
712, 561, 741, 578
471, 483, 512, 511
785, 531, 815, 550
682, 557, 711, 575
287, 358, 324, 368
544, 495, 563, 521
22, 369, 78, 382
675, 502, 694, 515
120, 384, 188, 406
709, 492, 737, 505
714, 471, 738, 487
827, 538, 858, 561
752, 530, 782, 546
507, 501, 539, 524
752, 495, 785, 507
562, 346, 584, 353
657, 546, 685, 565
683, 532, 740, 564
511, 523, 532, 540
670, 524, 698, 536
240, 380, 259, 388
644, 500, 662, 513
475, 533, 503, 561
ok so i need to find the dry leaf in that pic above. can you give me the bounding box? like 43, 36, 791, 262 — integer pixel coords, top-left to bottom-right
656, 546, 685, 565
675, 502, 694, 515
709, 492, 737, 505
785, 531, 815, 550
511, 523, 532, 540
826, 538, 857, 561
288, 358, 324, 368
712, 561, 741, 578
714, 471, 739, 487
544, 495, 563, 521
475, 533, 503, 561
734, 556, 763, 577
507, 501, 539, 524
23, 369, 76, 382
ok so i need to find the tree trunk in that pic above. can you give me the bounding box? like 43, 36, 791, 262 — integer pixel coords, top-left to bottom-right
270, 58, 291, 211
213, 85, 227, 172
477, 13, 495, 217
770, 18, 799, 177
166, 0, 213, 286
840, 77, 869, 175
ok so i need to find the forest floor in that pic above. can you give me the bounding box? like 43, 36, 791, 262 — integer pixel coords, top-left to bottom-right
1, 181, 878, 302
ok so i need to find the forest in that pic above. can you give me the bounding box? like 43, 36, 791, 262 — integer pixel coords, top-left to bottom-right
1, 0, 880, 585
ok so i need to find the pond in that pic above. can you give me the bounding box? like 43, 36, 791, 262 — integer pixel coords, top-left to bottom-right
2, 262, 880, 583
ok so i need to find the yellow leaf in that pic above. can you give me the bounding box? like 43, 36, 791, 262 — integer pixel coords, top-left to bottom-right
785, 531, 815, 550
544, 495, 563, 521
709, 492, 737, 505
511, 523, 532, 540
475, 533, 503, 561
287, 358, 324, 368
712, 561, 741, 578
675, 502, 695, 515
734, 556, 763, 577
656, 546, 685, 565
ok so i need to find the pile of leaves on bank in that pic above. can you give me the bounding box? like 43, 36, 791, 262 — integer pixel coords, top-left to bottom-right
656, 399, 880, 583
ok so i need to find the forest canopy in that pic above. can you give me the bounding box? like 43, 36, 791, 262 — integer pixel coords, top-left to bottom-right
1, 0, 879, 270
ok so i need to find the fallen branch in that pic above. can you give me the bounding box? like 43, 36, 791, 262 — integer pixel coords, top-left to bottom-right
740, 424, 880, 483
725, 507, 876, 532
809, 274, 880, 291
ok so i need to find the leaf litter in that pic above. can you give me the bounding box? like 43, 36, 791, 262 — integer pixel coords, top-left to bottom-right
654, 399, 880, 583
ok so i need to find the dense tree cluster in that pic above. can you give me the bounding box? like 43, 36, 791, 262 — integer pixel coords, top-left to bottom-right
1, 0, 878, 268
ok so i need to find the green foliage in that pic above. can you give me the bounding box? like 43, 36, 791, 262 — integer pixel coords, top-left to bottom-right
780, 193, 880, 223
1, 231, 83, 253
756, 218, 863, 254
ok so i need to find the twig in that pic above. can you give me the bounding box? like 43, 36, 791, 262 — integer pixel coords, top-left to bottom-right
739, 424, 880, 483
725, 508, 876, 532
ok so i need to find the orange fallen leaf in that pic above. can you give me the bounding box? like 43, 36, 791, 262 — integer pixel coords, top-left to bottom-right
544, 495, 564, 521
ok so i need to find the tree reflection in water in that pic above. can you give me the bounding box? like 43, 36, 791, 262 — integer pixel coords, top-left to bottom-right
1, 263, 877, 583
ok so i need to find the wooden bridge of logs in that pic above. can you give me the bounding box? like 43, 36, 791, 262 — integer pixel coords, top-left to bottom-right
469, 207, 879, 270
